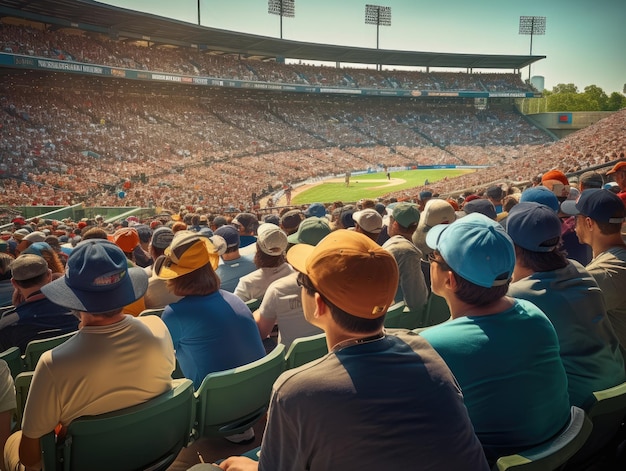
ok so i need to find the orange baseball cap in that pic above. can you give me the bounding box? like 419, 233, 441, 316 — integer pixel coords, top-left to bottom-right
287, 230, 398, 319
606, 161, 626, 175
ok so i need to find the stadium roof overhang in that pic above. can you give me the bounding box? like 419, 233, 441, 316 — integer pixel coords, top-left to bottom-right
0, 0, 544, 70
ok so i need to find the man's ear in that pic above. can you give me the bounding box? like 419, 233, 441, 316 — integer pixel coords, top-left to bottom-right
313, 292, 329, 319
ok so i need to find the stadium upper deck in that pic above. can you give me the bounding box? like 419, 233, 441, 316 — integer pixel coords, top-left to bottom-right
0, 0, 543, 98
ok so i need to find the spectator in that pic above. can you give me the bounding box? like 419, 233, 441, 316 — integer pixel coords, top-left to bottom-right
4, 240, 174, 471
412, 199, 456, 290
506, 202, 625, 407
154, 231, 265, 444
142, 227, 181, 311
561, 189, 626, 349
0, 254, 15, 307
420, 213, 570, 464
219, 230, 489, 470
253, 219, 330, 349
352, 208, 383, 242
0, 360, 16, 463
234, 224, 294, 303
382, 203, 428, 312
214, 225, 257, 293
0, 254, 78, 352
605, 161, 626, 194
232, 213, 259, 248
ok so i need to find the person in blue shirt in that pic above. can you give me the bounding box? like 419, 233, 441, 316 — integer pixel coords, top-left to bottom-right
154, 231, 265, 444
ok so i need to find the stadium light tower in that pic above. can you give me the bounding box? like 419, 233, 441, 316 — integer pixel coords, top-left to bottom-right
365, 4, 391, 71
519, 16, 546, 82
268, 0, 295, 39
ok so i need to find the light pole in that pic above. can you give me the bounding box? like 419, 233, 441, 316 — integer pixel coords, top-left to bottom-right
268, 0, 295, 39
365, 4, 391, 71
519, 16, 546, 82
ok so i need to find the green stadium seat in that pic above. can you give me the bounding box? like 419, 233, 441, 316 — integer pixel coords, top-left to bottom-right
493, 406, 592, 471
23, 331, 77, 371
284, 333, 328, 369
39, 378, 195, 471
0, 346, 23, 378
193, 344, 285, 439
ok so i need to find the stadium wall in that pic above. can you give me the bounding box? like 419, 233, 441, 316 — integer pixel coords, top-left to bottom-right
525, 112, 615, 138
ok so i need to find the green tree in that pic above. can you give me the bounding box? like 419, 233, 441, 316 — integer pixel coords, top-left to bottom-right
606, 92, 626, 111
551, 83, 578, 94
583, 85, 609, 110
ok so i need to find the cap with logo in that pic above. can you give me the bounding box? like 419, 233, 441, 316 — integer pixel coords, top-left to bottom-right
41, 240, 148, 312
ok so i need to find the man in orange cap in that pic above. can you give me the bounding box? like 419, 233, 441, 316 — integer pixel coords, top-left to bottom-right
219, 230, 489, 470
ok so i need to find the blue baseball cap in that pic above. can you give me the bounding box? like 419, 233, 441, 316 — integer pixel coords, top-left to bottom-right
519, 186, 560, 212
41, 240, 148, 312
506, 202, 562, 252
561, 189, 626, 224
426, 213, 515, 288
304, 202, 326, 218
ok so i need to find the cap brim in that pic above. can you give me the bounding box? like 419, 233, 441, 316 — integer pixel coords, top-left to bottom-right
41, 266, 148, 312
425, 223, 449, 250
286, 243, 315, 274
560, 200, 580, 216
287, 232, 300, 245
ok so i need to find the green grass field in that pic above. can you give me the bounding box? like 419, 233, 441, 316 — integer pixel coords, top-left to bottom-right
292, 169, 475, 204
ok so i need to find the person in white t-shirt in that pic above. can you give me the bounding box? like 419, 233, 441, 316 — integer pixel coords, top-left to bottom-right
234, 224, 294, 303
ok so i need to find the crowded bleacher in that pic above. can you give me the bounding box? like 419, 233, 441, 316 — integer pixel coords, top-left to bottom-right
1, 13, 626, 471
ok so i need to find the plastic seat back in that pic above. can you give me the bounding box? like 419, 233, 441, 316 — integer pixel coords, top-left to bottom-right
23, 331, 77, 371
194, 344, 285, 438
0, 346, 23, 378
284, 333, 328, 369
567, 381, 626, 467
14, 371, 33, 425
41, 379, 195, 471
493, 406, 592, 471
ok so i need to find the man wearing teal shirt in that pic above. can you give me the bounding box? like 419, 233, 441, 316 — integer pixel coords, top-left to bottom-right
420, 213, 570, 464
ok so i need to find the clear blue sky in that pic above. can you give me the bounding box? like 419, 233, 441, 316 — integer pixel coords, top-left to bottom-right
100, 0, 625, 95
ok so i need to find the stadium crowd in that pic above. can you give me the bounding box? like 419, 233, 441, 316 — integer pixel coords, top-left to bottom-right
0, 69, 554, 211
1, 15, 626, 471
0, 22, 532, 92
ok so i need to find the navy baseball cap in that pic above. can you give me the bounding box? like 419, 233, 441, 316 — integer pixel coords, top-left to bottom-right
506, 202, 562, 252
561, 189, 625, 224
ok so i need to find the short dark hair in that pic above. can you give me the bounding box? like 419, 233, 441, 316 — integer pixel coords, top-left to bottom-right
299, 273, 384, 333
595, 221, 622, 235
254, 246, 285, 268
514, 245, 568, 273
12, 271, 49, 289
452, 272, 509, 307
